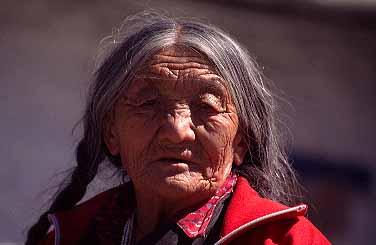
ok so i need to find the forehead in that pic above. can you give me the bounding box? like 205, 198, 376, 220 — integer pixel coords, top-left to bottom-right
127, 46, 229, 96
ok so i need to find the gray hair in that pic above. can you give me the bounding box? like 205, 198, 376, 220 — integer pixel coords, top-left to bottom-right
26, 11, 301, 244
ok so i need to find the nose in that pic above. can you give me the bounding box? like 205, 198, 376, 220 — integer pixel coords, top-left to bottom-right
159, 111, 196, 144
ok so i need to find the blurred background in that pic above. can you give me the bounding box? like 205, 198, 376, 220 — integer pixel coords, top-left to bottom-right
1, 0, 375, 244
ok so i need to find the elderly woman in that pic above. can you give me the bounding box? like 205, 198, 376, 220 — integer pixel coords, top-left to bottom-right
26, 12, 330, 245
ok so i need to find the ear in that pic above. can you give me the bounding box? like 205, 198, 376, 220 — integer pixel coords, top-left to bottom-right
233, 132, 247, 166
103, 117, 120, 156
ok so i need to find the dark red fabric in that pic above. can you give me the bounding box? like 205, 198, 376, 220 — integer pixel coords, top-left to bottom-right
39, 177, 331, 245
40, 186, 125, 245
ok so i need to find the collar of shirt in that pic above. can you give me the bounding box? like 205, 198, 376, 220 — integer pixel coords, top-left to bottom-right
176, 173, 238, 238
80, 173, 237, 244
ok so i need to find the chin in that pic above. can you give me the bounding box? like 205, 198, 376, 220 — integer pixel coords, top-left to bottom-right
159, 174, 213, 197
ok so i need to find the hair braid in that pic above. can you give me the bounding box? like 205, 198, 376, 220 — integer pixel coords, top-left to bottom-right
26, 11, 303, 243
25, 138, 101, 244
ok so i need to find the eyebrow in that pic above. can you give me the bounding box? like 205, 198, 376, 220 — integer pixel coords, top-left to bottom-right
123, 86, 159, 101
199, 81, 229, 98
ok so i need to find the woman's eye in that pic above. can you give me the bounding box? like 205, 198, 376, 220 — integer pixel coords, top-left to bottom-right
140, 99, 157, 107
200, 103, 214, 110
198, 93, 225, 113
199, 102, 223, 113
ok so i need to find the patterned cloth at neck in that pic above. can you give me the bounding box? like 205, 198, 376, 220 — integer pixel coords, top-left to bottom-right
119, 173, 238, 245
176, 173, 238, 238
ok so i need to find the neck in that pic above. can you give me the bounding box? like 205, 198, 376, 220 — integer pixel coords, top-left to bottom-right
132, 187, 212, 242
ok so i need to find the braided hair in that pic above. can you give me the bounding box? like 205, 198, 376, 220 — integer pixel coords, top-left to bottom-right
26, 11, 301, 244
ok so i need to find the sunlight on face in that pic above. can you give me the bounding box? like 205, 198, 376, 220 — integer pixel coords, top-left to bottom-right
105, 46, 243, 205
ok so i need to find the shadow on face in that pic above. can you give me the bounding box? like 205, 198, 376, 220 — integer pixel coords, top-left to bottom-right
104, 45, 246, 207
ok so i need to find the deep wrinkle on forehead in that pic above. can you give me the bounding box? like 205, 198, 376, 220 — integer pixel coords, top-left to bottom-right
125, 46, 231, 102
127, 76, 229, 101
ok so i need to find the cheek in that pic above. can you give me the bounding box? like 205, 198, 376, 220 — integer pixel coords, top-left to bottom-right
114, 112, 159, 172
197, 113, 239, 169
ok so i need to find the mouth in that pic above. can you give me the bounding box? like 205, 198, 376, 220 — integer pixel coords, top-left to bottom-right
155, 149, 194, 165
153, 158, 193, 173
156, 158, 192, 165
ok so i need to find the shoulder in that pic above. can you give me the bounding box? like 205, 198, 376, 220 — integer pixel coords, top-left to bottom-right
53, 184, 125, 228
219, 176, 331, 244
39, 183, 132, 245
226, 216, 331, 245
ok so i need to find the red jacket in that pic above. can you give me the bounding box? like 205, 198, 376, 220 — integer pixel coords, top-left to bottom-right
40, 177, 330, 244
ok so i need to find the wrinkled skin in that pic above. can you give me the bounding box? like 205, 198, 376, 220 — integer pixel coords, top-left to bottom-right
105, 45, 246, 239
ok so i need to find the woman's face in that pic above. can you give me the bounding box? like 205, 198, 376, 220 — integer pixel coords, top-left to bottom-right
105, 46, 245, 205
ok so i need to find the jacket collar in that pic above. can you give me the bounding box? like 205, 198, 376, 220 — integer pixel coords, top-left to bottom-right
49, 184, 132, 245
220, 176, 307, 243
48, 176, 307, 245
